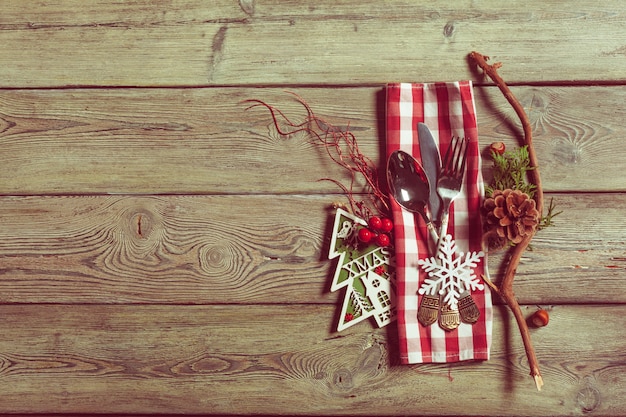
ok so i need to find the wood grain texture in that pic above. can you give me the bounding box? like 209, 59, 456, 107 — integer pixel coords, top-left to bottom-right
0, 194, 623, 305
0, 2, 624, 415
1, 86, 625, 194
0, 1, 625, 87
0, 304, 623, 415
0, 0, 247, 87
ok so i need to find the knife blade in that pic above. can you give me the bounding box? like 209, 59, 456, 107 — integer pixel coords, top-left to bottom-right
417, 122, 442, 225
417, 123, 446, 328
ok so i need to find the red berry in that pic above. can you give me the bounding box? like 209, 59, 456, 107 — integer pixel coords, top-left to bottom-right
358, 228, 373, 243
490, 141, 506, 156
529, 309, 549, 327
376, 233, 391, 247
368, 216, 382, 231
380, 218, 393, 233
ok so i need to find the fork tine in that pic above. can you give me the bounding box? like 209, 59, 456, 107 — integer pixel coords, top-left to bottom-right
454, 137, 468, 177
442, 136, 466, 176
441, 138, 456, 175
436, 136, 469, 233
450, 137, 462, 174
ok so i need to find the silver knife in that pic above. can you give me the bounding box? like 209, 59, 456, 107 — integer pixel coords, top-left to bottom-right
417, 123, 441, 225
418, 123, 480, 328
416, 122, 445, 327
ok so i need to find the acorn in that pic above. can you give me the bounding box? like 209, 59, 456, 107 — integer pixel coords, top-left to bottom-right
489, 141, 506, 156
529, 309, 550, 327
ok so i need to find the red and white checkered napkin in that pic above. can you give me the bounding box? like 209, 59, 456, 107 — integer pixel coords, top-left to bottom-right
386, 82, 492, 363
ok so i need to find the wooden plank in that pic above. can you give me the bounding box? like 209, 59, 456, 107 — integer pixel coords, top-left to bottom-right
0, 0, 248, 25
0, 304, 622, 415
0, 194, 623, 305
1, 86, 625, 194
0, 0, 247, 87
0, 1, 625, 87
0, 22, 217, 87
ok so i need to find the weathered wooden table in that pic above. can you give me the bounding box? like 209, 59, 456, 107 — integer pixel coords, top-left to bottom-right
0, 1, 624, 415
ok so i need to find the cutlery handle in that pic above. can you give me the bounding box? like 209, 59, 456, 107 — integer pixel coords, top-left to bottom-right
418, 211, 440, 254
426, 221, 439, 254
438, 212, 450, 243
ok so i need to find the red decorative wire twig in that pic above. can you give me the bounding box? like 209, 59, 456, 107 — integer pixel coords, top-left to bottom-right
244, 92, 390, 220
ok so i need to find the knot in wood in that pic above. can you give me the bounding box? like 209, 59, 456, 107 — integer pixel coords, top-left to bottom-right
199, 244, 238, 276
357, 343, 386, 377
238, 0, 255, 16
443, 21, 457, 38
0, 355, 12, 374
332, 368, 354, 390
0, 116, 16, 134
130, 211, 155, 239
552, 138, 582, 165
577, 384, 601, 413
521, 90, 550, 123
186, 355, 231, 374
119, 205, 167, 257
202, 245, 226, 267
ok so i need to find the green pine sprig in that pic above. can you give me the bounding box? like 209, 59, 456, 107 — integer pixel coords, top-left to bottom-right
485, 145, 537, 198
485, 144, 561, 232
538, 197, 562, 231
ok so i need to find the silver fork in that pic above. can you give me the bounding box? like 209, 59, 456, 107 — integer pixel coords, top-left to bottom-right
437, 136, 468, 239
417, 136, 469, 329
436, 136, 480, 328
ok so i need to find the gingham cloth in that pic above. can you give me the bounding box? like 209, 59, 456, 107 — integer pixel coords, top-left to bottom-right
386, 81, 492, 363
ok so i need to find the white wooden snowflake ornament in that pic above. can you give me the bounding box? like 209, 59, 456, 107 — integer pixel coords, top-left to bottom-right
418, 234, 484, 310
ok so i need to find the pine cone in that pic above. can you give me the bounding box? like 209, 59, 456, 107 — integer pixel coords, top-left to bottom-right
484, 189, 539, 244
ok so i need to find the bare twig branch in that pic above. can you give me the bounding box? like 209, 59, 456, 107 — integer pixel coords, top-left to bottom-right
470, 51, 544, 391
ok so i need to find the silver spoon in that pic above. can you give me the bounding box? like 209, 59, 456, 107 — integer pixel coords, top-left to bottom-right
387, 150, 441, 326
387, 150, 439, 246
